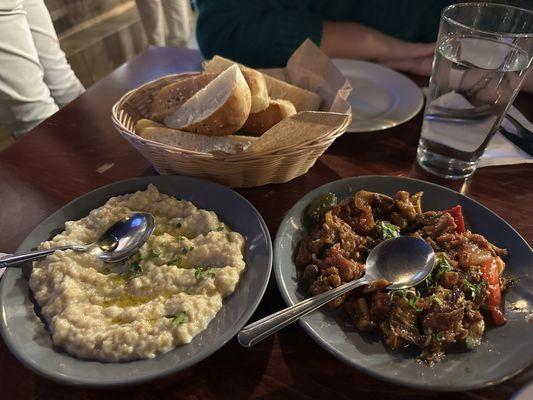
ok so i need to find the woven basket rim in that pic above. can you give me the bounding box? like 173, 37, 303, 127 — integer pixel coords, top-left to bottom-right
112, 106, 349, 160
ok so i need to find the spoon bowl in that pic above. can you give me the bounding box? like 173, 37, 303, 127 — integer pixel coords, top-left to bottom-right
365, 236, 436, 290
96, 213, 155, 262
0, 212, 155, 268
238, 236, 435, 347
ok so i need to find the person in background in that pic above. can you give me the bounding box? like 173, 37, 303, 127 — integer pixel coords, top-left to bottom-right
195, 0, 456, 76
136, 0, 192, 48
0, 0, 85, 138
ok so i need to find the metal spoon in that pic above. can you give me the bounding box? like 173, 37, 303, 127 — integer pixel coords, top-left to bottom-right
0, 212, 155, 268
238, 236, 435, 347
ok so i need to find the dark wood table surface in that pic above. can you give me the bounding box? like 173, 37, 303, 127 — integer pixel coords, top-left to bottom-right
1, 47, 532, 400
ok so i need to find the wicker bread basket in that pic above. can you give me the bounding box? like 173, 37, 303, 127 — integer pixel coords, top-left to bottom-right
112, 73, 350, 187
112, 41, 351, 187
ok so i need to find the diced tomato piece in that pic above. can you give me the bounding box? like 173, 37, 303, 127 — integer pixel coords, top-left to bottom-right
483, 258, 500, 306
489, 306, 506, 326
444, 205, 465, 233
482, 258, 506, 325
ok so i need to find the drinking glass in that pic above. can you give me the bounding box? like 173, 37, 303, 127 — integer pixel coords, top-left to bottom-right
416, 2, 533, 179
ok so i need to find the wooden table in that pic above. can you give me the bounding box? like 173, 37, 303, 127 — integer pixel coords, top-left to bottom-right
1, 47, 531, 400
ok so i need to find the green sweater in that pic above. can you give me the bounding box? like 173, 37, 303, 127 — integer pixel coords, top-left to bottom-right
195, 0, 454, 68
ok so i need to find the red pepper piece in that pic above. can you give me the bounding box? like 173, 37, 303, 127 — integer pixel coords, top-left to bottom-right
444, 205, 465, 234
482, 258, 506, 325
488, 306, 506, 326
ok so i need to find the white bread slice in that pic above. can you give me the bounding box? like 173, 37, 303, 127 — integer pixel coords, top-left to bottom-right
242, 99, 296, 136
164, 64, 251, 136
148, 73, 217, 122
203, 55, 322, 112
139, 126, 257, 154
203, 60, 268, 113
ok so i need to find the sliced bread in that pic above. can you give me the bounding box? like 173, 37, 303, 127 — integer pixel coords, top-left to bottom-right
148, 73, 217, 122
203, 55, 322, 112
203, 59, 269, 113
242, 99, 296, 136
163, 64, 252, 136
139, 126, 257, 154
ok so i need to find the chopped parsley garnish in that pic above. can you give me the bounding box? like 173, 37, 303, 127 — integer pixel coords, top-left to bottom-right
462, 279, 486, 300
416, 274, 435, 293
170, 256, 182, 266
435, 255, 453, 280
151, 249, 161, 258
430, 294, 443, 306
406, 291, 422, 312
194, 266, 216, 280
194, 266, 204, 279
138, 253, 144, 261
417, 254, 453, 293
166, 312, 187, 327
436, 331, 445, 341
215, 225, 224, 231
376, 220, 400, 240
465, 335, 476, 350
127, 261, 143, 279
175, 235, 186, 241
393, 289, 422, 312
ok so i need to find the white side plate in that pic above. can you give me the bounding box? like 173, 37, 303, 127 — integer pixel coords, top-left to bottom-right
333, 59, 424, 132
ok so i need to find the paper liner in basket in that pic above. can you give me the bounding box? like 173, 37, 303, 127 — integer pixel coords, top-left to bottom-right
207, 39, 353, 157
261, 39, 352, 114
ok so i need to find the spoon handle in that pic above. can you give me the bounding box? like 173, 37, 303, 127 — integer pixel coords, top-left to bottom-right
238, 277, 370, 347
0, 245, 87, 268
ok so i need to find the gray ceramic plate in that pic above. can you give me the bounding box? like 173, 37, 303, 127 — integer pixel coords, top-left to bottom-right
0, 176, 272, 387
274, 176, 533, 391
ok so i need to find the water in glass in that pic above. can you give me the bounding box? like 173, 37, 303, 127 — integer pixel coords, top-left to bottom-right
417, 34, 530, 178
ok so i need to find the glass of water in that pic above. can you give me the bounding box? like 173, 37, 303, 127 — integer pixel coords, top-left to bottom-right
416, 2, 533, 179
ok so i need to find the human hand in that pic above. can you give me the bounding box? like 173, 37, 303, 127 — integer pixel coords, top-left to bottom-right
377, 39, 435, 76
381, 55, 435, 76
379, 40, 436, 63
321, 22, 436, 76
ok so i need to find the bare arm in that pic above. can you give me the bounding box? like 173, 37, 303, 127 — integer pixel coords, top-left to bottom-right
321, 21, 435, 75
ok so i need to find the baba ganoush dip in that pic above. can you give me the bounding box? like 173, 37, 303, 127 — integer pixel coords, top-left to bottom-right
29, 184, 246, 362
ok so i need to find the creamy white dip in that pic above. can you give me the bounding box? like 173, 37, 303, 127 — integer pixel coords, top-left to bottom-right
29, 184, 246, 362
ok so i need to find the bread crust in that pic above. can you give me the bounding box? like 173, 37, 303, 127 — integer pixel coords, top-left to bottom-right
242, 99, 296, 135
164, 65, 252, 136
240, 69, 269, 113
